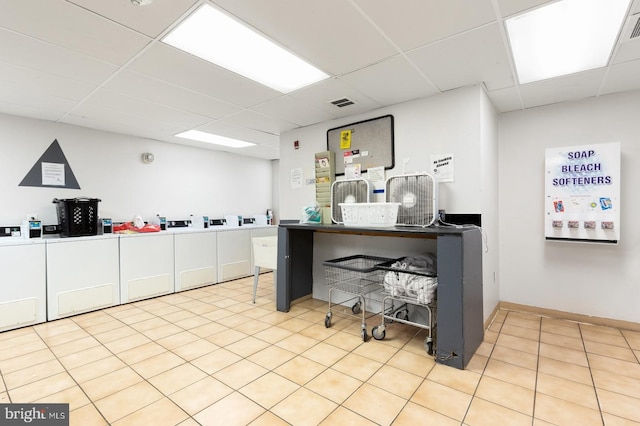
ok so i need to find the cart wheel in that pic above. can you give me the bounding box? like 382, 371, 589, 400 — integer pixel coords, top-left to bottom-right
372, 325, 386, 340
425, 339, 434, 355
324, 313, 332, 328
396, 310, 409, 321
352, 302, 362, 315
361, 328, 368, 342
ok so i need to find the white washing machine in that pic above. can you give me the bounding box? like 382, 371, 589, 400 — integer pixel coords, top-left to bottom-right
119, 232, 175, 303
46, 235, 120, 321
0, 238, 47, 331
217, 228, 251, 282
174, 228, 217, 292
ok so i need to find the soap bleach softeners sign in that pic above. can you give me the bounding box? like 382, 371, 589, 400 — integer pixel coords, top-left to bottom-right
545, 142, 620, 243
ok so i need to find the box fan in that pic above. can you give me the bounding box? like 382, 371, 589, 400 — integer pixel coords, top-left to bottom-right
385, 173, 438, 227
330, 179, 371, 223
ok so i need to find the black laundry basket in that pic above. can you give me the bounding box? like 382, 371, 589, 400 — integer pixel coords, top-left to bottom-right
53, 197, 101, 237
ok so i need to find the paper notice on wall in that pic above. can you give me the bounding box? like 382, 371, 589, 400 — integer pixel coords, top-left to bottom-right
42, 162, 65, 186
345, 163, 361, 180
340, 130, 352, 149
290, 168, 303, 189
367, 166, 385, 194
430, 153, 454, 182
343, 151, 353, 164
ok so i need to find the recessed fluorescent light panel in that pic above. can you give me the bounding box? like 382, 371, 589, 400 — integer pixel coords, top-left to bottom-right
506, 0, 630, 84
162, 4, 329, 93
175, 130, 256, 148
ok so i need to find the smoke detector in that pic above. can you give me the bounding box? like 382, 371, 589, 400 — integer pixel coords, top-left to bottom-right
141, 152, 154, 164
131, 0, 153, 6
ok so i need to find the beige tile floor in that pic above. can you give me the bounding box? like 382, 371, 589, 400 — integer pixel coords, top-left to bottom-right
1, 273, 640, 425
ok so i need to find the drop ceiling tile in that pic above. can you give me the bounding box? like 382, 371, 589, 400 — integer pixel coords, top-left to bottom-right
613, 39, 640, 65
613, 13, 640, 65
0, 81, 79, 120
289, 78, 381, 117
66, 0, 198, 38
240, 144, 280, 161
486, 86, 523, 113
0, 101, 69, 122
103, 70, 242, 119
495, 0, 553, 18
128, 43, 281, 108
600, 59, 640, 95
218, 111, 298, 135
0, 62, 96, 101
170, 135, 279, 160
61, 113, 176, 144
340, 55, 440, 105
251, 96, 336, 127
209, 0, 397, 75
72, 89, 211, 133
519, 68, 606, 108
194, 121, 280, 145
353, 0, 496, 50
407, 23, 513, 92
0, 0, 151, 65
0, 28, 118, 84
0, 93, 76, 121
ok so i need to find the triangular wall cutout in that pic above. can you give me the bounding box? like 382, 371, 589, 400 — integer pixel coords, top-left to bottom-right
19, 139, 81, 189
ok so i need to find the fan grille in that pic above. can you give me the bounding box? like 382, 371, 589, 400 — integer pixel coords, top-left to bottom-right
386, 174, 437, 227
331, 180, 370, 223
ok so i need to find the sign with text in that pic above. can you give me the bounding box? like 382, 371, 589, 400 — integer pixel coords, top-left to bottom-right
1, 404, 69, 425
545, 142, 620, 243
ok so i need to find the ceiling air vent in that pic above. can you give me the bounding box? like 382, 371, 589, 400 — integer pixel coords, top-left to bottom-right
621, 13, 640, 42
329, 97, 355, 108
631, 14, 640, 39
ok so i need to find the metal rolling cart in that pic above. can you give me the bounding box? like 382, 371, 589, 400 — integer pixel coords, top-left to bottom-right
322, 254, 392, 342
371, 257, 438, 355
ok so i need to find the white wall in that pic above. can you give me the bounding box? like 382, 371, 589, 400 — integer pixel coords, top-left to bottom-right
480, 89, 500, 320
271, 160, 280, 223
499, 89, 640, 323
279, 85, 500, 322
279, 86, 486, 220
0, 113, 273, 225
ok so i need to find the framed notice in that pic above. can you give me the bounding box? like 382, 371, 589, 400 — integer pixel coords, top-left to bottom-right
545, 142, 620, 244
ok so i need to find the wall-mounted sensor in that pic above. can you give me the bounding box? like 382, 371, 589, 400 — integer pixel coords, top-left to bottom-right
141, 152, 154, 164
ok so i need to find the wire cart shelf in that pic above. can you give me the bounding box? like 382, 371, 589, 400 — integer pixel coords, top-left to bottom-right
322, 254, 392, 342
372, 258, 438, 355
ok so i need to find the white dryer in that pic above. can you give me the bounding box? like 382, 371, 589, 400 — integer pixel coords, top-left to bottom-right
0, 238, 46, 331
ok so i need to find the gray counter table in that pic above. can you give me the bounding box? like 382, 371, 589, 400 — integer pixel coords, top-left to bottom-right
276, 222, 483, 369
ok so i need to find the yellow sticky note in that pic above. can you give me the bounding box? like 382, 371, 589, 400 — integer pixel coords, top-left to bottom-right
340, 130, 351, 149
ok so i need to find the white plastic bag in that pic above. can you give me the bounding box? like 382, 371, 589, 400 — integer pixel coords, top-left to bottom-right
301, 204, 321, 223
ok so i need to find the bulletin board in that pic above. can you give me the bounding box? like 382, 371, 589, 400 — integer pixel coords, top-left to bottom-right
327, 115, 394, 176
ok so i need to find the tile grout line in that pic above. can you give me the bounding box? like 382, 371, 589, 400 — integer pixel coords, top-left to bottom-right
531, 313, 542, 426
33, 320, 111, 425
12, 288, 640, 424
460, 313, 502, 425
579, 323, 606, 426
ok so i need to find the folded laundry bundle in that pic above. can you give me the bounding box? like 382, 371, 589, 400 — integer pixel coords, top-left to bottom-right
382, 254, 437, 303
